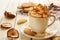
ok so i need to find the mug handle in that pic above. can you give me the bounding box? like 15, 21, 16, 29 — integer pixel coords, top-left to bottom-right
48, 15, 56, 27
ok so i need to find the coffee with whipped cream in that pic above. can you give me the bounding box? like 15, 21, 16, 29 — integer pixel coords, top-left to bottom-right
28, 4, 56, 34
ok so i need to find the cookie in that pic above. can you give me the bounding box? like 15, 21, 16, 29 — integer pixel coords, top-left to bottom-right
24, 7, 33, 12
17, 19, 27, 25
24, 27, 37, 36
17, 2, 36, 9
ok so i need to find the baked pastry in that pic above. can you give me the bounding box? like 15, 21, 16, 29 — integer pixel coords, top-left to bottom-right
4, 11, 15, 19
17, 2, 36, 9
52, 36, 60, 40
24, 7, 33, 12
17, 19, 27, 25
17, 2, 36, 14
24, 27, 37, 36
7, 28, 19, 38
1, 23, 11, 29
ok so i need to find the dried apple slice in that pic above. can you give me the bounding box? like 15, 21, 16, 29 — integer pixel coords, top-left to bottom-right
1, 23, 11, 29
7, 28, 19, 38
4, 11, 15, 19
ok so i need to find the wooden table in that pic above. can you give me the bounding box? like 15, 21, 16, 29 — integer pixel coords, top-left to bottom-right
0, 0, 60, 40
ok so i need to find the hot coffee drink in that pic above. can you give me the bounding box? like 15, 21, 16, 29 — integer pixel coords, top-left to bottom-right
28, 4, 56, 34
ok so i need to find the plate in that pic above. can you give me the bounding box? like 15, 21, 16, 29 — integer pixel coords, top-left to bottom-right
20, 24, 57, 39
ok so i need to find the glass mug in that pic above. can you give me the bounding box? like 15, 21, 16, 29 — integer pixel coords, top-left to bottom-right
28, 13, 56, 34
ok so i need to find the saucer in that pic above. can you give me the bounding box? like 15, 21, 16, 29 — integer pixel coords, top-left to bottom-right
20, 25, 57, 39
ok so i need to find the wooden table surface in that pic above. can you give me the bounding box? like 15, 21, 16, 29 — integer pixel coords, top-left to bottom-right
0, 0, 60, 40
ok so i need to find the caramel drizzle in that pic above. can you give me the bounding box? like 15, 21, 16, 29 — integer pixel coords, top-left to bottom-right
29, 4, 49, 18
